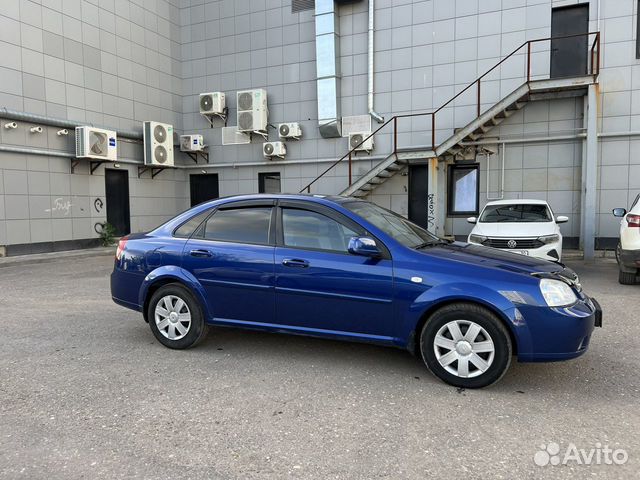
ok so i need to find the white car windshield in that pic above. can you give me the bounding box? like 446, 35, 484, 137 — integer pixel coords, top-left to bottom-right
479, 204, 552, 223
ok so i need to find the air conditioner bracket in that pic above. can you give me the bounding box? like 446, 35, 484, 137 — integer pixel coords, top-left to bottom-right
203, 107, 229, 128
70, 158, 81, 174
90, 160, 106, 175
138, 166, 173, 179
184, 150, 209, 164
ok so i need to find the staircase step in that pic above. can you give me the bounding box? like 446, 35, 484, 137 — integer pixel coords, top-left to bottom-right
377, 170, 393, 178
385, 163, 402, 171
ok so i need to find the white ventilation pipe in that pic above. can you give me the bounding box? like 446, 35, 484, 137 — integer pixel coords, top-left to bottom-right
368, 0, 384, 124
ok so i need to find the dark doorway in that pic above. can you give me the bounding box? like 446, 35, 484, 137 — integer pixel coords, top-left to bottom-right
550, 4, 589, 78
408, 164, 429, 230
258, 172, 281, 193
105, 169, 131, 236
190, 174, 219, 206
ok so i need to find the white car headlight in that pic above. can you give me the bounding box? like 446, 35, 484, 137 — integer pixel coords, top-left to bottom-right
539, 278, 577, 307
469, 234, 487, 245
538, 234, 560, 244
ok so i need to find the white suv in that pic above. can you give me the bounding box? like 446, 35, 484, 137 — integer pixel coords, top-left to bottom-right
613, 193, 640, 285
467, 199, 567, 262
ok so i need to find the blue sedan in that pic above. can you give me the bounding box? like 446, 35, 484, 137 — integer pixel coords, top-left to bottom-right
111, 194, 602, 388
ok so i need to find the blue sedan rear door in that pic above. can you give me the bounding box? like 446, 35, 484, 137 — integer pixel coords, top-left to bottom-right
181, 201, 276, 325
274, 202, 395, 340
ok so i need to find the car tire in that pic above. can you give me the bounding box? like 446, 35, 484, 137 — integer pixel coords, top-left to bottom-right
420, 303, 512, 389
615, 243, 621, 265
148, 283, 208, 349
618, 269, 637, 285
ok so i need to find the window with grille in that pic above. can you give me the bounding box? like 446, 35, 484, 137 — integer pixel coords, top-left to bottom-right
292, 0, 315, 13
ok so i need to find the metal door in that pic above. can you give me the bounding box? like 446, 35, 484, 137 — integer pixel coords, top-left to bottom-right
408, 164, 429, 230
105, 169, 131, 236
550, 4, 589, 78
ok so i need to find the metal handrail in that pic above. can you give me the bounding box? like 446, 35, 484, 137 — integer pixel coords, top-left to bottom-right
300, 31, 600, 194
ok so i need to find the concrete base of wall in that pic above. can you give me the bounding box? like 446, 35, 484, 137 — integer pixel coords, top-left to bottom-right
4, 238, 102, 257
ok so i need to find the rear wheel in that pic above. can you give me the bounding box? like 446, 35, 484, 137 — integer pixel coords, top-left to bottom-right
420, 303, 512, 388
148, 284, 208, 349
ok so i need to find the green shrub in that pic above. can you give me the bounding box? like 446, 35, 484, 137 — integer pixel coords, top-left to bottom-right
99, 222, 116, 247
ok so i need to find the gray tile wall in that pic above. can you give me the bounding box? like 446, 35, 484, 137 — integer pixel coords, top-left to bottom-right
0, 0, 183, 129
1, 0, 639, 249
0, 0, 188, 246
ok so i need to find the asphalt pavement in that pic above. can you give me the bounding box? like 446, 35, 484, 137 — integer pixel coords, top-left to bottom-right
0, 254, 638, 479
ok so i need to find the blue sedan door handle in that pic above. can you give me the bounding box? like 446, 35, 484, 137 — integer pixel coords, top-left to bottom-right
282, 258, 309, 268
190, 248, 213, 257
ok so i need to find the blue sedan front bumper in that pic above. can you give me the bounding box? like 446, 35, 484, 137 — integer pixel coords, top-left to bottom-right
516, 296, 601, 362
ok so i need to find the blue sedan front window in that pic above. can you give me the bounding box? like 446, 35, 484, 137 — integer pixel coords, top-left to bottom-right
343, 201, 439, 248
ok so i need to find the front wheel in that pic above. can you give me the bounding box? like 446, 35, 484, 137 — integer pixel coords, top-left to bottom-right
420, 303, 512, 388
148, 283, 208, 349
618, 269, 638, 285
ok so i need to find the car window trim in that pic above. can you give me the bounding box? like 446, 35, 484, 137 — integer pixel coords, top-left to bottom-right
172, 207, 215, 239
275, 200, 391, 259
195, 204, 276, 246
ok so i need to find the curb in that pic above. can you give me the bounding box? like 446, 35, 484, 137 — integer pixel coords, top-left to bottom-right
0, 246, 115, 268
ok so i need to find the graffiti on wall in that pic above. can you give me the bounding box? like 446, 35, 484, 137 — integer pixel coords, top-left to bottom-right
427, 193, 436, 230
45, 198, 73, 216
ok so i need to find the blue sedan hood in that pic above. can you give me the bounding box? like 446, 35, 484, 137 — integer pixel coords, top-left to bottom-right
417, 242, 563, 275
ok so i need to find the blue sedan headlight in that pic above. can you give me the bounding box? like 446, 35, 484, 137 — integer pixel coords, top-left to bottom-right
539, 278, 577, 307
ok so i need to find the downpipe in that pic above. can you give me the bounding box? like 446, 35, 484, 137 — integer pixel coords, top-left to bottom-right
368, 0, 384, 124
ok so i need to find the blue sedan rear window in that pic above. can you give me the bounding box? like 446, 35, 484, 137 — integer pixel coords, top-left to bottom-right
203, 207, 272, 245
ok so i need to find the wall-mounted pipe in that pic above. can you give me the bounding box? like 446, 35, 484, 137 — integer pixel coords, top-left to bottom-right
0, 144, 142, 165
0, 108, 142, 140
486, 144, 505, 201
367, 0, 384, 124
315, 0, 342, 138
0, 144, 389, 170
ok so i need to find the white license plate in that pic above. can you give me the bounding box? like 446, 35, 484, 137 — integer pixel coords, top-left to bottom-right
512, 250, 529, 256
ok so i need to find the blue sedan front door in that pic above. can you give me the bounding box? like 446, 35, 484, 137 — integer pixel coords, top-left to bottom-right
274, 204, 395, 340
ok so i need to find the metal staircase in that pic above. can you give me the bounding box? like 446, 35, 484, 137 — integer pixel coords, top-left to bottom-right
342, 76, 594, 197
300, 32, 601, 198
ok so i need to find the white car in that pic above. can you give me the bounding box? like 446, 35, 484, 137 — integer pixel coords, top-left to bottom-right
613, 193, 640, 285
467, 199, 567, 262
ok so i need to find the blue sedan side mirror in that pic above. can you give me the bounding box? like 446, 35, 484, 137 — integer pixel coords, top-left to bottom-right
348, 236, 381, 257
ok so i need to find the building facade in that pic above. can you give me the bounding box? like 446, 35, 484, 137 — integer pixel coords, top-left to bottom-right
0, 0, 637, 256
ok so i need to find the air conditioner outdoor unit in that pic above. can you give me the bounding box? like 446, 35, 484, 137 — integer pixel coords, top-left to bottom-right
278, 122, 302, 140
199, 92, 225, 115
180, 134, 204, 152
143, 121, 174, 167
349, 132, 374, 153
237, 89, 268, 133
263, 141, 286, 159
75, 126, 117, 161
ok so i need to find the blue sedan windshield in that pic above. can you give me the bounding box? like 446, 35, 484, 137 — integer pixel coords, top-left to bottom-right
343, 201, 439, 248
